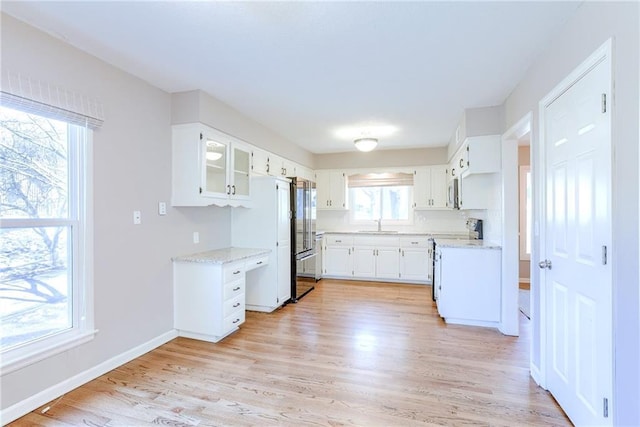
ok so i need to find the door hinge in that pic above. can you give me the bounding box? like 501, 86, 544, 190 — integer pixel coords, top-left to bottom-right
602, 245, 608, 265
602, 93, 607, 113
603, 397, 609, 418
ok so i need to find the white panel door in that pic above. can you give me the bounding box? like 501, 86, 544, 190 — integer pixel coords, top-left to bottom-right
543, 57, 612, 426
276, 182, 291, 304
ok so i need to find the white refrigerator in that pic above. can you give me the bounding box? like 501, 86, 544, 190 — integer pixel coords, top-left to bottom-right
231, 176, 291, 312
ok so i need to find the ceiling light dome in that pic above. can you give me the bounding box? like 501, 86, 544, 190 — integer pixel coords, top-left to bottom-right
354, 137, 378, 152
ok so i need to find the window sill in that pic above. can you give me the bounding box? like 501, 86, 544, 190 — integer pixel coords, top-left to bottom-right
1, 329, 98, 375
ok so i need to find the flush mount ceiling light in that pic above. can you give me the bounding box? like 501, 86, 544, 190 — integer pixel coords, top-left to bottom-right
206, 151, 223, 161
354, 137, 378, 152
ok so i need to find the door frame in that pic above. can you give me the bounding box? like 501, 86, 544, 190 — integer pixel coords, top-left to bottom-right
537, 38, 613, 397
500, 113, 532, 339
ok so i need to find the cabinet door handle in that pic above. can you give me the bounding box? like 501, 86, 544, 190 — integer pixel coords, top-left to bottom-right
459, 159, 464, 168
451, 168, 456, 177
226, 185, 231, 194
232, 185, 236, 195
266, 163, 270, 173
373, 249, 376, 256
256, 261, 263, 265
232, 318, 240, 324
233, 302, 241, 308
233, 286, 241, 291
411, 241, 418, 245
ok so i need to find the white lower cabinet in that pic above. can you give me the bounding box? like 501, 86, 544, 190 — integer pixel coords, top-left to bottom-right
435, 246, 501, 328
399, 236, 432, 283
324, 234, 431, 283
174, 261, 247, 343
352, 236, 400, 280
324, 235, 354, 277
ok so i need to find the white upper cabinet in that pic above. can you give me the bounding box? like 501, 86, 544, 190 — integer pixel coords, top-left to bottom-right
455, 135, 501, 177
172, 123, 251, 207
270, 154, 296, 177
251, 147, 271, 176
316, 170, 347, 210
413, 165, 447, 209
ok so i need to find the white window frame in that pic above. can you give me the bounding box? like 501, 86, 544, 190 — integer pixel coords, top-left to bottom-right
0, 111, 95, 375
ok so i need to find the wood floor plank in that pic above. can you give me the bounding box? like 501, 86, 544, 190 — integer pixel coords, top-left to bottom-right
8, 279, 570, 426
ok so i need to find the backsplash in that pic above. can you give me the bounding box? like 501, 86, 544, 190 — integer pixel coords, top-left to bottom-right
316, 209, 470, 235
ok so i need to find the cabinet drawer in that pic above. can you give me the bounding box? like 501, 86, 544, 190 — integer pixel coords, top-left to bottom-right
223, 263, 245, 283
354, 235, 399, 247
223, 310, 245, 332
224, 293, 244, 317
400, 236, 431, 248
246, 255, 268, 271
325, 235, 353, 246
224, 280, 245, 301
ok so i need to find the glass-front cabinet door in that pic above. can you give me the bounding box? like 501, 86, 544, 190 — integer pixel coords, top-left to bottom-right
232, 144, 251, 199
202, 132, 229, 197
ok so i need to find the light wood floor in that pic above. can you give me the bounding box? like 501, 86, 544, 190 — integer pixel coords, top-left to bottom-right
12, 279, 570, 426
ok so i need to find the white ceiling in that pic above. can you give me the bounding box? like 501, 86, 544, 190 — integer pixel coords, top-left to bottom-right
2, 1, 581, 154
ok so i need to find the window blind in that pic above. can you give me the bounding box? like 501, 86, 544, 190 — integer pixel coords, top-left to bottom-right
348, 172, 413, 188
1, 71, 104, 129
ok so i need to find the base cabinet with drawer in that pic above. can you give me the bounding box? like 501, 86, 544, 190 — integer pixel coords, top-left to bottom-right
324, 234, 353, 277
352, 235, 400, 280
174, 260, 247, 343
323, 233, 431, 284
399, 236, 432, 282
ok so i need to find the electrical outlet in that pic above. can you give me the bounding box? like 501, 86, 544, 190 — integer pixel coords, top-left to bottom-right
193, 232, 199, 244
158, 202, 167, 216
133, 210, 141, 225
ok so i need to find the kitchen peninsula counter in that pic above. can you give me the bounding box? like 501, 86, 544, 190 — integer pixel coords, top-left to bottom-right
434, 239, 501, 249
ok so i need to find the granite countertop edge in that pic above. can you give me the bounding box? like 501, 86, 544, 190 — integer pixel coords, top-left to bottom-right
319, 231, 470, 238
173, 247, 271, 264
435, 238, 502, 249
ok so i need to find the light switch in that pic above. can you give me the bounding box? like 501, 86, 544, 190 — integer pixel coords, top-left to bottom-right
158, 202, 167, 216
133, 210, 141, 225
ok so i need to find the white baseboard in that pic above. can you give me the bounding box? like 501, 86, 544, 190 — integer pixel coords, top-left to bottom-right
530, 363, 546, 390
1, 329, 178, 425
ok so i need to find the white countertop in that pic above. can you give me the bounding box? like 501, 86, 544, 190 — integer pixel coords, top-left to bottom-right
173, 247, 271, 264
319, 231, 469, 238
435, 238, 501, 249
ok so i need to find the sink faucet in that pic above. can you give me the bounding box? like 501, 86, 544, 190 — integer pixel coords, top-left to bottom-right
376, 218, 382, 232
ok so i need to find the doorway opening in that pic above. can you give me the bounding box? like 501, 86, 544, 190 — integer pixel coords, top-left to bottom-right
518, 142, 532, 319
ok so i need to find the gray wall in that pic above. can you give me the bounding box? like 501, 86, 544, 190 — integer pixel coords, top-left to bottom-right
502, 2, 639, 424
315, 147, 448, 169
0, 12, 303, 414
172, 90, 315, 168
